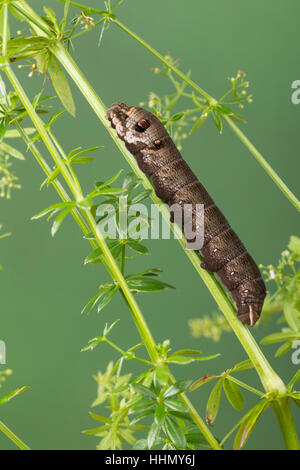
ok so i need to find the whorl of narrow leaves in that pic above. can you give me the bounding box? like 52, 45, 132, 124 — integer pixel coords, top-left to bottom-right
2, 0, 299, 451
130, 376, 208, 450
260, 235, 300, 357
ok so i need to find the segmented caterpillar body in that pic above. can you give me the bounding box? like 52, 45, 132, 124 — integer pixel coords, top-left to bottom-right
107, 102, 266, 326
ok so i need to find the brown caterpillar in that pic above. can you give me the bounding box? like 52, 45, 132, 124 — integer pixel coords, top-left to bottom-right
107, 102, 266, 326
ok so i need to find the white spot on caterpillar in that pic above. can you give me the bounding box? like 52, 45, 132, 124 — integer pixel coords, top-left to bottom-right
230, 271, 235, 275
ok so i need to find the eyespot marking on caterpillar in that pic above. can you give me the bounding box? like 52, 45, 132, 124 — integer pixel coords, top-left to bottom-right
154, 139, 162, 149
135, 119, 151, 132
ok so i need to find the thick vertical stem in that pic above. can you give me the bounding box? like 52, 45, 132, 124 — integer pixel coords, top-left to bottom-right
4, 66, 221, 452
272, 398, 300, 450
51, 42, 287, 396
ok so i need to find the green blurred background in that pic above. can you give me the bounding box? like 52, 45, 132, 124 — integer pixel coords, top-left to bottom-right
0, 0, 299, 450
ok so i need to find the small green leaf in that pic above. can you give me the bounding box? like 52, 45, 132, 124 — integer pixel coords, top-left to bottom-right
89, 412, 111, 424
131, 189, 152, 204
212, 110, 223, 134
126, 276, 175, 293
169, 112, 184, 122
288, 369, 300, 390
189, 375, 218, 392
130, 409, 154, 425
216, 103, 234, 115
186, 432, 209, 448
47, 110, 65, 129
147, 421, 161, 449
172, 349, 202, 356
0, 231, 11, 240
43, 7, 59, 29
206, 379, 223, 425
261, 332, 300, 344
127, 240, 149, 254
292, 398, 300, 409
163, 380, 192, 399
284, 303, 300, 332
227, 109, 246, 123
122, 172, 139, 193
164, 398, 189, 414
82, 425, 108, 435
97, 286, 118, 312
167, 353, 220, 364
191, 112, 209, 133
69, 145, 103, 161
51, 207, 72, 237
155, 363, 169, 387
84, 247, 102, 264
34, 50, 49, 74
31, 202, 75, 220
70, 156, 94, 164
288, 235, 300, 259
232, 359, 254, 373
164, 415, 186, 449
45, 167, 60, 186
48, 53, 75, 116
133, 439, 147, 450
81, 289, 109, 315
81, 337, 102, 351
234, 400, 270, 450
168, 410, 193, 422
0, 141, 25, 160
223, 378, 244, 411
0, 118, 7, 142
275, 341, 293, 357
130, 400, 155, 415
4, 128, 35, 138
155, 402, 165, 425
133, 384, 157, 399
0, 386, 29, 405
92, 187, 124, 197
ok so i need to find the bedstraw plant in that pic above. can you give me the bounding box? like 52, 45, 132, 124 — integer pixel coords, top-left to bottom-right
0, 0, 298, 450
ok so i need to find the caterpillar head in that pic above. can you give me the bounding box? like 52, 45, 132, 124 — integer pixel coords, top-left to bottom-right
107, 102, 164, 154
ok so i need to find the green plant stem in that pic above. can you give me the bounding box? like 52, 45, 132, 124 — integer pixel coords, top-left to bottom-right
226, 375, 264, 397
5, 63, 159, 361
9, 1, 299, 449
272, 398, 300, 450
0, 419, 30, 450
103, 338, 153, 366
120, 244, 125, 275
49, 2, 300, 211
11, 3, 295, 392
47, 47, 296, 446
47, 41, 286, 396
223, 115, 300, 211
4, 61, 220, 452
14, 122, 105, 255
48, 129, 83, 195
112, 19, 300, 212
